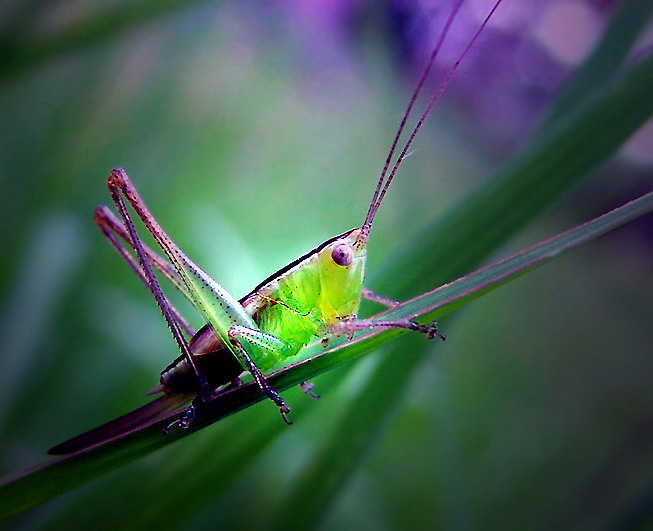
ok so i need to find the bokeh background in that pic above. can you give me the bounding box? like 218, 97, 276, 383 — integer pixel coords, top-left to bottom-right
1, 0, 652, 529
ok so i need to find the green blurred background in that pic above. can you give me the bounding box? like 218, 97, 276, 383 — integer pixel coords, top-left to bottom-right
1, 1, 652, 529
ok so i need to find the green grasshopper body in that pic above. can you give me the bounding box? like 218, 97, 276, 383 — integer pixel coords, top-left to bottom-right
159, 228, 366, 395
48, 0, 502, 455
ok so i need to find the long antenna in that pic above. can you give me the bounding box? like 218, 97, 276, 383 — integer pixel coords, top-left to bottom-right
357, 0, 504, 246
364, 0, 464, 227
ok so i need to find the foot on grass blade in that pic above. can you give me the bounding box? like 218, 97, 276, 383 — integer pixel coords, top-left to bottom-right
300, 381, 320, 400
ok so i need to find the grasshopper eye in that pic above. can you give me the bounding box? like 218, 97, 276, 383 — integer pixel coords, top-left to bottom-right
331, 243, 353, 267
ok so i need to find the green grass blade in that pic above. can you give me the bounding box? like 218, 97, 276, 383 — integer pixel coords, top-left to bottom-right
393, 191, 653, 321
269, 191, 653, 528
0, 184, 650, 523
39, 409, 287, 531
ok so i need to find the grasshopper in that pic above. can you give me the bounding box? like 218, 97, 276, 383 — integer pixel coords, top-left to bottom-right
49, 0, 503, 455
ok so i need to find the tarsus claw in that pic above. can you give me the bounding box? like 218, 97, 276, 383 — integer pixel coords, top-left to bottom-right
280, 404, 292, 425
300, 381, 320, 400
418, 320, 446, 341
163, 398, 201, 436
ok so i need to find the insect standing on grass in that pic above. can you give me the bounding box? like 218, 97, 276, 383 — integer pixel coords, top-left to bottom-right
48, 0, 504, 455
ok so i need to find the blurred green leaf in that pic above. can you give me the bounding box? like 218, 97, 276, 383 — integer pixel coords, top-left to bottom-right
1, 2, 652, 529
0, 0, 207, 82
541, 0, 653, 128
375, 51, 653, 300
271, 45, 653, 526
1, 158, 651, 524
269, 198, 653, 529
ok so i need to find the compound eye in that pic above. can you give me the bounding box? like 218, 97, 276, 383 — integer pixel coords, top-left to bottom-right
331, 243, 353, 267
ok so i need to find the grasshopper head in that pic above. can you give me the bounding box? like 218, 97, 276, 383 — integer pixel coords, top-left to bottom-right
317, 228, 367, 323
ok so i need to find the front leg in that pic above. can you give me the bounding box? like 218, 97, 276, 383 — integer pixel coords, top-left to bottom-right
359, 288, 446, 340
361, 287, 401, 309
330, 317, 446, 341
